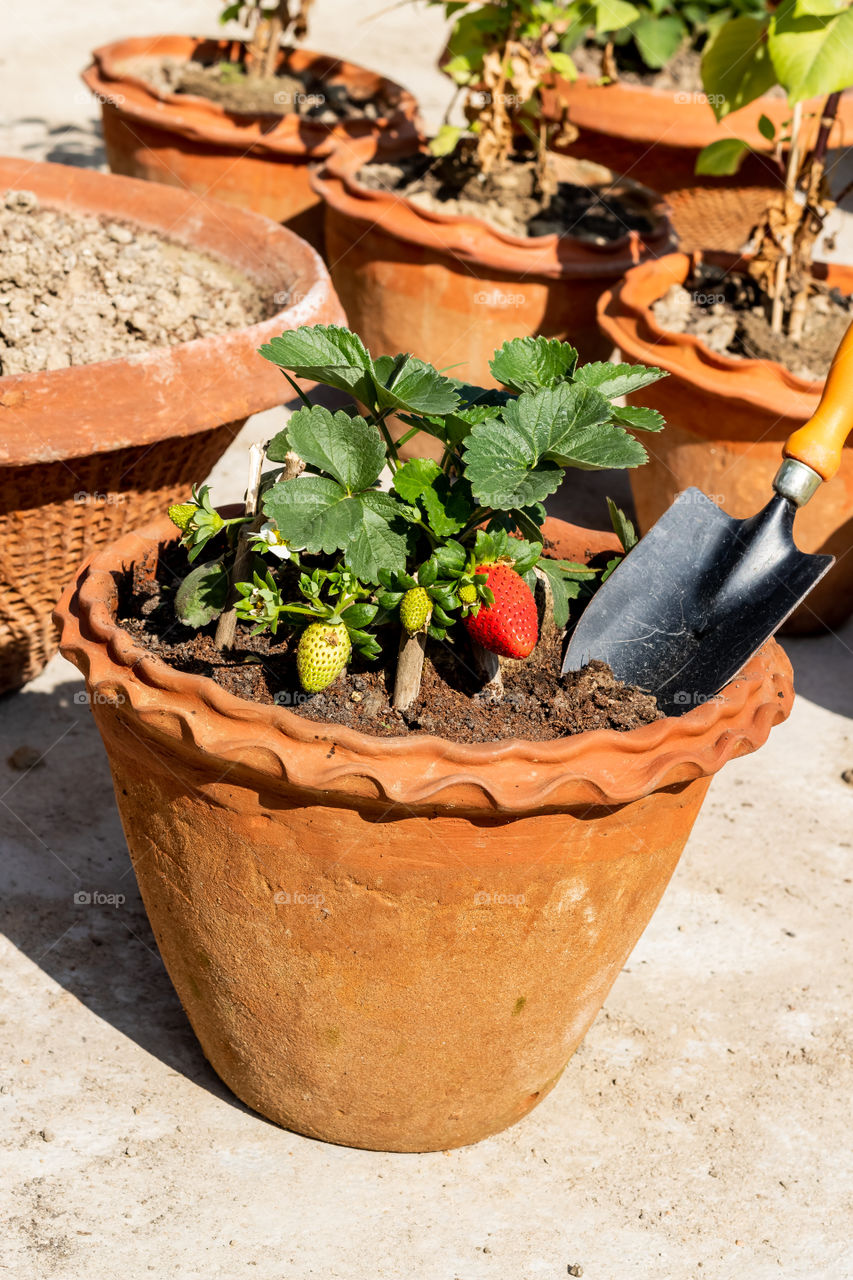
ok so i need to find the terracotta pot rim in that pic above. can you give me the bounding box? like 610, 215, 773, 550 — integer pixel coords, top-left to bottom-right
596, 251, 853, 419
548, 73, 853, 153
54, 512, 793, 815
82, 35, 421, 157
0, 156, 344, 466
311, 136, 672, 278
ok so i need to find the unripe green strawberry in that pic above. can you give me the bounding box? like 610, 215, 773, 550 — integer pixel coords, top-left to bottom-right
296, 623, 352, 693
458, 582, 477, 606
463, 563, 538, 659
399, 587, 432, 635
168, 502, 196, 531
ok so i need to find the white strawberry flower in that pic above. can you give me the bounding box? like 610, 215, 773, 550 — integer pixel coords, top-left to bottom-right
254, 521, 292, 560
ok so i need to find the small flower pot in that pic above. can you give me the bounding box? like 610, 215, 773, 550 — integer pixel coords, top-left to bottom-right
0, 156, 344, 695
596, 251, 853, 633
542, 74, 853, 253
310, 137, 672, 386
81, 35, 421, 251
54, 512, 793, 1153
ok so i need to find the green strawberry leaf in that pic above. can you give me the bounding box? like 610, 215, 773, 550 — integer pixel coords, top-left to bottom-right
373, 354, 461, 416
175, 560, 229, 627
263, 476, 360, 556
286, 405, 386, 491
392, 457, 441, 503
573, 361, 668, 398
536, 559, 585, 629
489, 336, 579, 392
392, 458, 473, 535
610, 403, 665, 432
606, 497, 639, 552
259, 325, 376, 404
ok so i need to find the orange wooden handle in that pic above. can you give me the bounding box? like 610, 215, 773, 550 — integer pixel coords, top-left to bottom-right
784, 319, 853, 481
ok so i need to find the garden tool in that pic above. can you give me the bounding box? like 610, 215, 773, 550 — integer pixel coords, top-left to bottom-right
562, 319, 853, 717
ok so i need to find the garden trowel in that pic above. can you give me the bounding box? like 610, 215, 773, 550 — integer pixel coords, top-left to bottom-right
563, 320, 853, 717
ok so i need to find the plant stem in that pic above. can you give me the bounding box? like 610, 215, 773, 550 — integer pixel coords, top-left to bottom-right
771, 99, 802, 335
393, 630, 426, 710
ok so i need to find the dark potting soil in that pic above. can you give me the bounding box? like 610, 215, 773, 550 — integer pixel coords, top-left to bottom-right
117, 546, 663, 745
357, 152, 657, 242
141, 55, 392, 121
651, 264, 852, 382
0, 189, 273, 376
570, 40, 705, 93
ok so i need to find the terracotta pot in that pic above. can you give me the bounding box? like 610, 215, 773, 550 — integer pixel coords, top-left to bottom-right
82, 35, 421, 250
544, 74, 853, 254
311, 137, 673, 390
54, 512, 793, 1152
596, 251, 853, 633
0, 156, 344, 695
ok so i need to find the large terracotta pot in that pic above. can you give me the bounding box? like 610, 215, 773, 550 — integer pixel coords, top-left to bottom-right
82, 35, 421, 250
596, 251, 853, 633
0, 156, 344, 695
544, 74, 853, 254
311, 137, 672, 386
54, 512, 793, 1152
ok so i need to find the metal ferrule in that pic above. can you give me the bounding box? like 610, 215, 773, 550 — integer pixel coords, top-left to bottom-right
773, 458, 823, 507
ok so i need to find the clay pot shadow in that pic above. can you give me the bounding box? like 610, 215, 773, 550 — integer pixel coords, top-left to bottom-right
0, 680, 270, 1123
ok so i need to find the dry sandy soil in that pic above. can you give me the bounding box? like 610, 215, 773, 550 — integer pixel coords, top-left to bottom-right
1, 3, 852, 1278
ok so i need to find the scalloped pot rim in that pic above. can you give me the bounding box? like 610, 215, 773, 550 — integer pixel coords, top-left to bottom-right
596, 252, 853, 419
84, 35, 420, 155
54, 514, 794, 815
0, 156, 344, 467
550, 74, 853, 152
310, 136, 672, 277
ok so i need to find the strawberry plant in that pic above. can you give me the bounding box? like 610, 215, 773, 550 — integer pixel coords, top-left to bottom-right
167, 325, 666, 707
697, 0, 853, 339
219, 0, 312, 79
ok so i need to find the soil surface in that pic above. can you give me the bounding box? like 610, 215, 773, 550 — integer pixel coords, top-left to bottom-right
651, 264, 852, 381
117, 547, 662, 744
570, 39, 705, 93
358, 152, 657, 241
0, 190, 273, 375
139, 55, 392, 120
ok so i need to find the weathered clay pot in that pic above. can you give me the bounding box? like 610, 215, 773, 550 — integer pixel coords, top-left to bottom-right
82, 35, 421, 249
0, 156, 344, 694
596, 251, 853, 633
311, 137, 672, 385
54, 512, 793, 1152
544, 73, 853, 253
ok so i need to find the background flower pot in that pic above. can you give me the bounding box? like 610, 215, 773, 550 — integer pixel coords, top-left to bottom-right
311, 138, 672, 391
82, 35, 421, 251
0, 156, 344, 695
596, 251, 853, 634
54, 512, 793, 1153
543, 74, 853, 253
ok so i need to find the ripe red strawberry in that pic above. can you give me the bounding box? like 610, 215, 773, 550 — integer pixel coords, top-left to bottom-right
463, 563, 538, 659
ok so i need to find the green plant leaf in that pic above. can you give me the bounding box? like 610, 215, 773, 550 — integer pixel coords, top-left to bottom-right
610, 403, 666, 432
596, 0, 642, 32
259, 325, 376, 405
373, 354, 461, 416
606, 497, 639, 552
263, 476, 359, 556
630, 14, 685, 69
430, 124, 463, 156
490, 336, 579, 392
769, 0, 853, 102
701, 16, 776, 119
348, 492, 411, 581
286, 405, 386, 491
546, 49, 578, 77
392, 458, 472, 535
175, 560, 229, 627
392, 458, 442, 502
758, 112, 776, 140
696, 137, 751, 174
536, 559, 585, 629
573, 360, 667, 398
